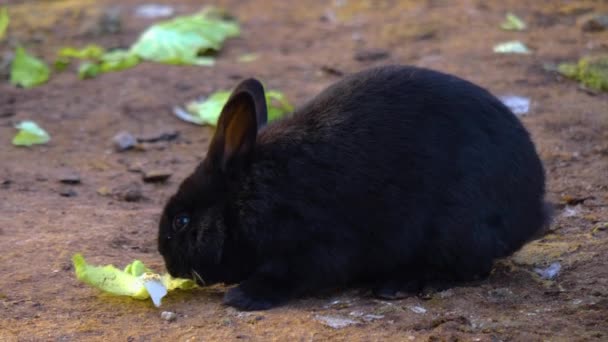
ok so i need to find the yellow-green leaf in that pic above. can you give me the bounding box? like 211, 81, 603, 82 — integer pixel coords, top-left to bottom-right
130, 7, 240, 65
0, 7, 9, 41
59, 44, 105, 59
72, 253, 197, 307
99, 50, 140, 73
10, 46, 50, 88
174, 89, 293, 126
500, 13, 526, 31
12, 121, 50, 146
558, 56, 608, 92
78, 62, 101, 79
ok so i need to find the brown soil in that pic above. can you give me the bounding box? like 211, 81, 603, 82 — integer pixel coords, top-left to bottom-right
1, 0, 607, 341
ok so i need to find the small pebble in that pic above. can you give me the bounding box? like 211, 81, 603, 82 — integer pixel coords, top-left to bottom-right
363, 314, 384, 322
59, 173, 81, 185
582, 14, 608, 32
113, 131, 138, 152
121, 185, 144, 202
160, 311, 177, 322
535, 262, 561, 280
60, 189, 78, 197
438, 289, 454, 299
97, 186, 111, 196
487, 288, 514, 302
315, 315, 358, 329
407, 305, 427, 314
563, 205, 581, 218
135, 4, 175, 19
137, 130, 179, 143
142, 170, 172, 183
354, 48, 390, 62
98, 7, 122, 34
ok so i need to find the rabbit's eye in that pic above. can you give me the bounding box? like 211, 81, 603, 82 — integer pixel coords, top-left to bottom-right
173, 214, 190, 231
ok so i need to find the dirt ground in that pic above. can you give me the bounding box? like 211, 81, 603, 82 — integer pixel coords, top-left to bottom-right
1, 0, 607, 341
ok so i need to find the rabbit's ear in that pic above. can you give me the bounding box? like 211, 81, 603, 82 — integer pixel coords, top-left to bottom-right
206, 78, 268, 172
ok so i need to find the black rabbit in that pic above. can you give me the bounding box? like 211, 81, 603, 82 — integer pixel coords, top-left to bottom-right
158, 65, 551, 311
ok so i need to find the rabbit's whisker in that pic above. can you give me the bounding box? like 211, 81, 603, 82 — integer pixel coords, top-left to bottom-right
192, 269, 206, 286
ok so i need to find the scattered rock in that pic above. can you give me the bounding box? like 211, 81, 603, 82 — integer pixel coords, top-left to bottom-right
1, 179, 11, 189
97, 7, 122, 35
592, 222, 608, 234
0, 108, 14, 118
320, 10, 337, 23
563, 205, 581, 218
60, 189, 78, 197
487, 288, 514, 302
136, 130, 179, 143
561, 195, 594, 206
499, 95, 530, 116
160, 311, 177, 322
323, 297, 354, 309
58, 172, 81, 185
582, 14, 608, 32
135, 4, 175, 19
354, 48, 390, 62
349, 311, 385, 322
0, 52, 14, 80
142, 170, 172, 183
438, 289, 454, 299
534, 262, 561, 280
113, 131, 138, 152
407, 305, 427, 314
115, 182, 144, 202
80, 6, 122, 36
97, 186, 111, 196
571, 298, 583, 305
320, 65, 345, 77
315, 315, 359, 329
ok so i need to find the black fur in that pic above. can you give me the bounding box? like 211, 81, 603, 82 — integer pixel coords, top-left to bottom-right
158, 65, 551, 310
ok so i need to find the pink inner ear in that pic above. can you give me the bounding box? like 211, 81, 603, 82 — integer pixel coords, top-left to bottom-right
219, 97, 257, 169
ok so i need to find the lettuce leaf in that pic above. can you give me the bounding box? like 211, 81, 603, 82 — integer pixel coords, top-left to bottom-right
10, 46, 50, 88
174, 89, 293, 126
72, 253, 196, 307
12, 121, 50, 146
130, 9, 239, 65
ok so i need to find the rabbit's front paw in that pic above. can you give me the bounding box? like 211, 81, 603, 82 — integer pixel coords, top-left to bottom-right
223, 284, 283, 311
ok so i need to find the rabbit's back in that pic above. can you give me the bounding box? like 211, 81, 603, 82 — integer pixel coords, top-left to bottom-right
250, 65, 547, 281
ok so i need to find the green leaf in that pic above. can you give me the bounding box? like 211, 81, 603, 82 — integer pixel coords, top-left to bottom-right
12, 121, 50, 146
493, 41, 531, 54
130, 8, 240, 65
54, 57, 70, 71
266, 90, 295, 121
72, 253, 197, 307
0, 7, 9, 41
99, 49, 140, 73
174, 89, 293, 126
58, 44, 105, 59
500, 13, 526, 31
74, 51, 140, 80
10, 46, 50, 88
558, 56, 608, 92
78, 62, 101, 79
73, 253, 150, 299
